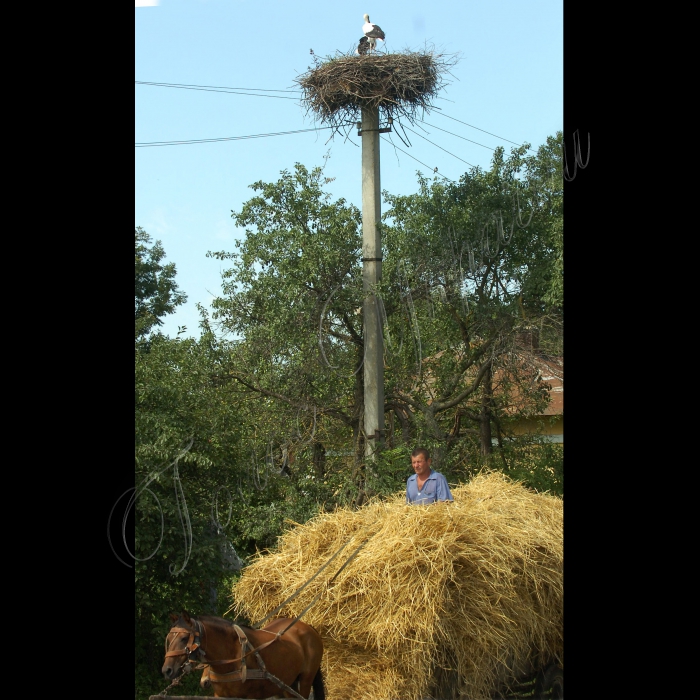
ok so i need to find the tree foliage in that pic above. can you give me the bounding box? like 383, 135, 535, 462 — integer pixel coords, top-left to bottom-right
134, 136, 564, 698
207, 164, 371, 503
134, 232, 237, 698
205, 140, 563, 505
135, 227, 187, 339
134, 256, 353, 697
378, 133, 564, 471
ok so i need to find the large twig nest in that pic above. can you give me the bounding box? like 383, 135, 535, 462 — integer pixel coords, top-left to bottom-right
230, 472, 563, 700
295, 48, 459, 136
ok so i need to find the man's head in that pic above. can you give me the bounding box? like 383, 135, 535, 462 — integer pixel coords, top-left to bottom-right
411, 448, 432, 478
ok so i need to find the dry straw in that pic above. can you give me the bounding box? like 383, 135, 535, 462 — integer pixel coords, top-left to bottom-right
295, 48, 460, 138
231, 472, 563, 700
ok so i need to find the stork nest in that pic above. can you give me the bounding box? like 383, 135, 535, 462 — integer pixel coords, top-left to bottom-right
295, 48, 459, 137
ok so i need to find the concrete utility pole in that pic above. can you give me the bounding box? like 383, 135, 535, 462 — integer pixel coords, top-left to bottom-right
360, 105, 385, 459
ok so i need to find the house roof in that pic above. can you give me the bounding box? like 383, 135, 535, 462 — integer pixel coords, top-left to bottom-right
398, 346, 563, 417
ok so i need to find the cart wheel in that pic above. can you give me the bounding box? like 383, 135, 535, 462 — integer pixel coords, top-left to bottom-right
534, 663, 563, 699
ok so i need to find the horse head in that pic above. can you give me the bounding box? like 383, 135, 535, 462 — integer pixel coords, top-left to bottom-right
162, 611, 202, 682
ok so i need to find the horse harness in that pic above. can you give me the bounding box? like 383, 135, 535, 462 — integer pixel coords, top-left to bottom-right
166, 620, 305, 700
164, 618, 205, 663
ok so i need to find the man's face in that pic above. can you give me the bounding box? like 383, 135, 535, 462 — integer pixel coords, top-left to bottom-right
411, 454, 431, 478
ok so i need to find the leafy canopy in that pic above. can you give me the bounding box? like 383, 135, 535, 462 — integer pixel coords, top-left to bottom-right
135, 227, 187, 339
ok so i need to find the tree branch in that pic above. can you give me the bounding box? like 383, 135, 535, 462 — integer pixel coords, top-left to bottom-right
431, 357, 493, 413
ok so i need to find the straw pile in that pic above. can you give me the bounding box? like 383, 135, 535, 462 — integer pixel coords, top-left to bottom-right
230, 472, 563, 700
295, 50, 458, 136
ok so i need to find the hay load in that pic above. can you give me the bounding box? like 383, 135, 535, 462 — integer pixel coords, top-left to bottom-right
231, 472, 563, 700
295, 49, 459, 136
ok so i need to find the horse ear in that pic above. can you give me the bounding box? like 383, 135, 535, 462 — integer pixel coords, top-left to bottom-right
183, 610, 192, 623
169, 612, 179, 623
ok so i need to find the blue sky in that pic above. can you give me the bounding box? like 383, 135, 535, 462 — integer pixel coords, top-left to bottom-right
135, 1, 562, 338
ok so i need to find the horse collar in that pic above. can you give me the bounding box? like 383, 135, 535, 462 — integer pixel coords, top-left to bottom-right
232, 624, 251, 682
233, 624, 249, 647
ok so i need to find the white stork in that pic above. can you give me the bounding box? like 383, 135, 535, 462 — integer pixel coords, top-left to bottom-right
356, 36, 370, 55
362, 13, 385, 54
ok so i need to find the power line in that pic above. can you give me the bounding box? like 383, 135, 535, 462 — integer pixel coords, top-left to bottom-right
381, 136, 456, 183
417, 120, 496, 152
135, 126, 334, 147
136, 80, 300, 93
401, 124, 476, 168
135, 80, 301, 100
136, 81, 541, 151
433, 112, 536, 152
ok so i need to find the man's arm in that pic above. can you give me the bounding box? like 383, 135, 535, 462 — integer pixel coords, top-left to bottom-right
436, 474, 454, 502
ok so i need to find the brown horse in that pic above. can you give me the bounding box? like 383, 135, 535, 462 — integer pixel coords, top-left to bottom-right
162, 611, 325, 699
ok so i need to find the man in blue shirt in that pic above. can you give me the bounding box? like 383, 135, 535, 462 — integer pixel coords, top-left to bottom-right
406, 447, 454, 505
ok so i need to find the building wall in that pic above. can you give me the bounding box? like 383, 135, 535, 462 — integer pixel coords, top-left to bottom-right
508, 415, 563, 443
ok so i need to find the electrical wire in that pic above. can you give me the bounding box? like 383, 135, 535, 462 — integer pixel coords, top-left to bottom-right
135, 80, 544, 161
136, 80, 300, 93
134, 80, 536, 152
417, 119, 496, 151
433, 112, 537, 152
401, 124, 476, 168
381, 135, 456, 183
135, 80, 301, 100
136, 81, 540, 151
135, 126, 335, 147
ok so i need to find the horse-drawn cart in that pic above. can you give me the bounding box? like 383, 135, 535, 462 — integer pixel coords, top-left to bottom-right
157, 473, 562, 700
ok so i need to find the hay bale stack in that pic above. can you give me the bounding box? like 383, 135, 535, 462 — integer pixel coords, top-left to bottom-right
231, 472, 563, 700
295, 50, 458, 134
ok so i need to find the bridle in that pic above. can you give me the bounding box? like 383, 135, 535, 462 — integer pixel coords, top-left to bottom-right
164, 617, 304, 699
164, 618, 206, 666
161, 532, 373, 697
164, 618, 280, 670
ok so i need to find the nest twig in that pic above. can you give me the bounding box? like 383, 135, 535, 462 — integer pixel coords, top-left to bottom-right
296, 47, 460, 139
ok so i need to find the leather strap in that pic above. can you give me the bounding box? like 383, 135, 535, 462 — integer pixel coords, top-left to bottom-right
164, 625, 200, 658
205, 666, 305, 698
233, 625, 248, 682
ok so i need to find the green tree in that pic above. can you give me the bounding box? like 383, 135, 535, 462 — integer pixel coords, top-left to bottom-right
205, 140, 562, 505
207, 163, 371, 504
135, 137, 564, 698
379, 135, 563, 472
134, 332, 241, 698
135, 227, 187, 339
135, 332, 336, 698
134, 237, 242, 697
